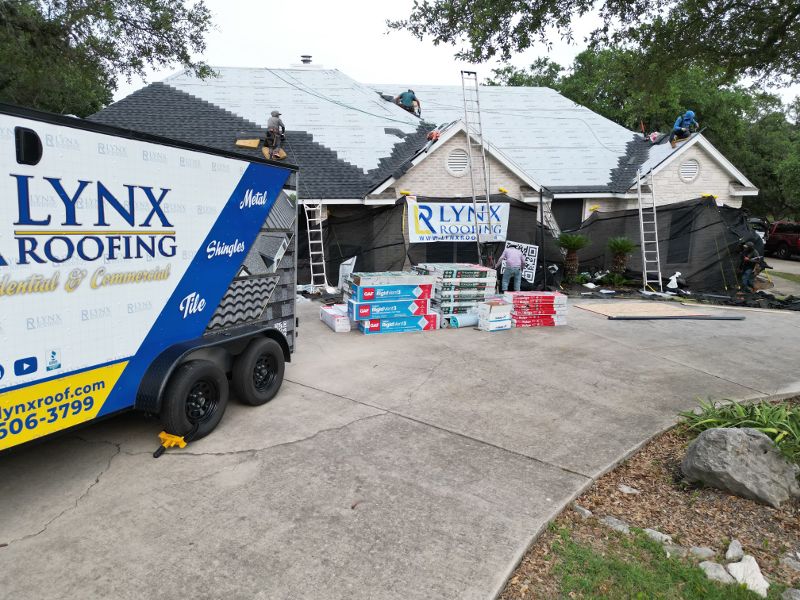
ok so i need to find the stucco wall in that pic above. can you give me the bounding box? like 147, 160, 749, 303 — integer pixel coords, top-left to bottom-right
651, 144, 742, 209
392, 132, 527, 199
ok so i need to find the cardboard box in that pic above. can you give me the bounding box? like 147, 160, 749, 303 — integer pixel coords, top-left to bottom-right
476, 300, 513, 321
435, 305, 474, 315
415, 263, 495, 279
349, 271, 436, 287
320, 304, 351, 333
347, 298, 429, 321
479, 317, 512, 332
359, 314, 440, 334
349, 283, 433, 302
435, 287, 496, 299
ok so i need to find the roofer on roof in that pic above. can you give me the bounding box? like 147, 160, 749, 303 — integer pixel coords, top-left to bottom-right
669, 110, 699, 148
266, 110, 286, 160
395, 89, 421, 116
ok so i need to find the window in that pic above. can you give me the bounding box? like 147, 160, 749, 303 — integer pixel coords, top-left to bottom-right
446, 148, 469, 177
679, 159, 700, 182
15, 127, 42, 165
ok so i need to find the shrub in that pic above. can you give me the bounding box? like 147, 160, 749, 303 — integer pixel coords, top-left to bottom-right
679, 399, 800, 463
607, 236, 636, 274
558, 233, 590, 281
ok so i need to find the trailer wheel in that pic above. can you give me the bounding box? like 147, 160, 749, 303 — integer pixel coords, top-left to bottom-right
232, 338, 285, 406
160, 360, 229, 440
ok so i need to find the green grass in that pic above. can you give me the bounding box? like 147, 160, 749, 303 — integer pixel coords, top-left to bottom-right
679, 399, 800, 464
771, 271, 800, 285
551, 527, 784, 599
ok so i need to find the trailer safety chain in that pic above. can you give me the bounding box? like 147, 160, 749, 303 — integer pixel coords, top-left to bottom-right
153, 423, 200, 458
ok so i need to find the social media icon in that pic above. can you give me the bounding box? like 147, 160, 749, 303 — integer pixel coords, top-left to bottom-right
14, 357, 38, 376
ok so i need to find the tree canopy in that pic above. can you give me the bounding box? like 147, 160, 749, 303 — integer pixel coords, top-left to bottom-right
0, 0, 213, 116
487, 50, 800, 219
389, 0, 800, 84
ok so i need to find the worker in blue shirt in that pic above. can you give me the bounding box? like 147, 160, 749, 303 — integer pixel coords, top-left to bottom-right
395, 89, 421, 116
669, 110, 699, 148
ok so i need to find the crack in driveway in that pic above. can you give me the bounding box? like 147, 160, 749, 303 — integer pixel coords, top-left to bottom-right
2, 440, 121, 548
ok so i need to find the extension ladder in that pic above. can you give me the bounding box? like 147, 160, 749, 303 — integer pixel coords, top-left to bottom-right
460, 71, 494, 258
303, 202, 329, 291
637, 169, 664, 291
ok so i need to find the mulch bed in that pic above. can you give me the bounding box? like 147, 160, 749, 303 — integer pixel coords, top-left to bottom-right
500, 427, 800, 599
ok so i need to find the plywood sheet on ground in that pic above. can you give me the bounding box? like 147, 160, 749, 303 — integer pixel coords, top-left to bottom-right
575, 302, 705, 318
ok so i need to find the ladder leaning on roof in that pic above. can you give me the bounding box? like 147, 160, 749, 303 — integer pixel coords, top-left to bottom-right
303, 202, 330, 291
460, 70, 494, 263
637, 168, 664, 292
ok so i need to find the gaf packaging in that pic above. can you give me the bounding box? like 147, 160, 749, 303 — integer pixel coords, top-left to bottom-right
415, 263, 496, 279
349, 283, 433, 302
349, 271, 436, 287
347, 298, 430, 321
479, 318, 512, 332
320, 304, 351, 333
359, 314, 440, 335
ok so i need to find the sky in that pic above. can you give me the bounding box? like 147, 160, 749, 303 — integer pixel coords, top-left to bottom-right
114, 0, 599, 99
115, 0, 799, 103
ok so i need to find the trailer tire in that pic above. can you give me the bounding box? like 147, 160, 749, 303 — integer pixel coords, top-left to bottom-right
232, 337, 285, 406
160, 360, 229, 440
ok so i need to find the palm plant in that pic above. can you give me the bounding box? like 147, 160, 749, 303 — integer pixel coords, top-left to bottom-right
557, 233, 590, 281
607, 236, 636, 275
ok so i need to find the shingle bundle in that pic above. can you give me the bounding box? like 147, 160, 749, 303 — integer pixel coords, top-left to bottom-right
413, 263, 498, 316
503, 291, 568, 327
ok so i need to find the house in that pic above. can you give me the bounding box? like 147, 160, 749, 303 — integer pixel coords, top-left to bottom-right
89, 64, 758, 279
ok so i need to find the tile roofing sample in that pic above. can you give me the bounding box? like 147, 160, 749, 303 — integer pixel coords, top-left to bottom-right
371, 83, 681, 192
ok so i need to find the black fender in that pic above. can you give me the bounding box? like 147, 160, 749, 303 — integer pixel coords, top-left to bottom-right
136, 323, 291, 414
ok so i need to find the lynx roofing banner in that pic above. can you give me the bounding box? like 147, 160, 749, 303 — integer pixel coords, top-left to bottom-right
406, 197, 509, 243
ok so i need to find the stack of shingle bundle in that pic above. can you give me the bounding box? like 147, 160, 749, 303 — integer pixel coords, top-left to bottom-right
413, 263, 497, 316
503, 291, 568, 327
344, 271, 439, 335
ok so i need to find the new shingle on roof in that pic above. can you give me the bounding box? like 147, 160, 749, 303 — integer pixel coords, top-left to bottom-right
89, 80, 433, 199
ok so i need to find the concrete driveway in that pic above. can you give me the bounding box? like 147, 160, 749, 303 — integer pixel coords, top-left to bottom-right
2, 300, 799, 600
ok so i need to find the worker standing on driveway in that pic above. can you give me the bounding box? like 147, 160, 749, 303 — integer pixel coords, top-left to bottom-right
740, 241, 761, 293
669, 110, 699, 148
266, 110, 286, 159
500, 245, 525, 292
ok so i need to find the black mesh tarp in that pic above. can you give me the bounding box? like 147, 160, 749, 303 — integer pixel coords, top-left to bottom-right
572, 197, 757, 292
297, 195, 559, 287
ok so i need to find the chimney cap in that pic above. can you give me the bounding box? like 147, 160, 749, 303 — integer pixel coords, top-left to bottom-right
300, 55, 312, 64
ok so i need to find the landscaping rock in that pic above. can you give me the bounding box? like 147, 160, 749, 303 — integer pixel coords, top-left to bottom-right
782, 555, 800, 573
643, 528, 672, 544
726, 555, 770, 598
572, 503, 592, 519
618, 484, 641, 495
699, 561, 735, 584
689, 546, 715, 560
726, 539, 744, 562
681, 428, 800, 508
599, 515, 630, 534
782, 589, 800, 600
664, 544, 688, 558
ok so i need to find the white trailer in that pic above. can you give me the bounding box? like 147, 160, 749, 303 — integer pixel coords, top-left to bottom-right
0, 103, 299, 452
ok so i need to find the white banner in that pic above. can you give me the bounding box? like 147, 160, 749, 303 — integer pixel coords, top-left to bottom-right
500, 241, 538, 283
406, 197, 509, 243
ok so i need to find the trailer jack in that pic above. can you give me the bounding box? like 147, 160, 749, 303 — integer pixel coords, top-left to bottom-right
153, 431, 188, 458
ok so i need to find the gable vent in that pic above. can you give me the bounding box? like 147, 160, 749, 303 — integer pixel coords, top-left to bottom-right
680, 159, 700, 182
447, 148, 470, 177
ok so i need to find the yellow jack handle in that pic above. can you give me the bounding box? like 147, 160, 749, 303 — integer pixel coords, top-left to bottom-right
153, 431, 188, 458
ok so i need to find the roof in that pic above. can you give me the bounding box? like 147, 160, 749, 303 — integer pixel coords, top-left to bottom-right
89, 69, 434, 199
371, 83, 755, 194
